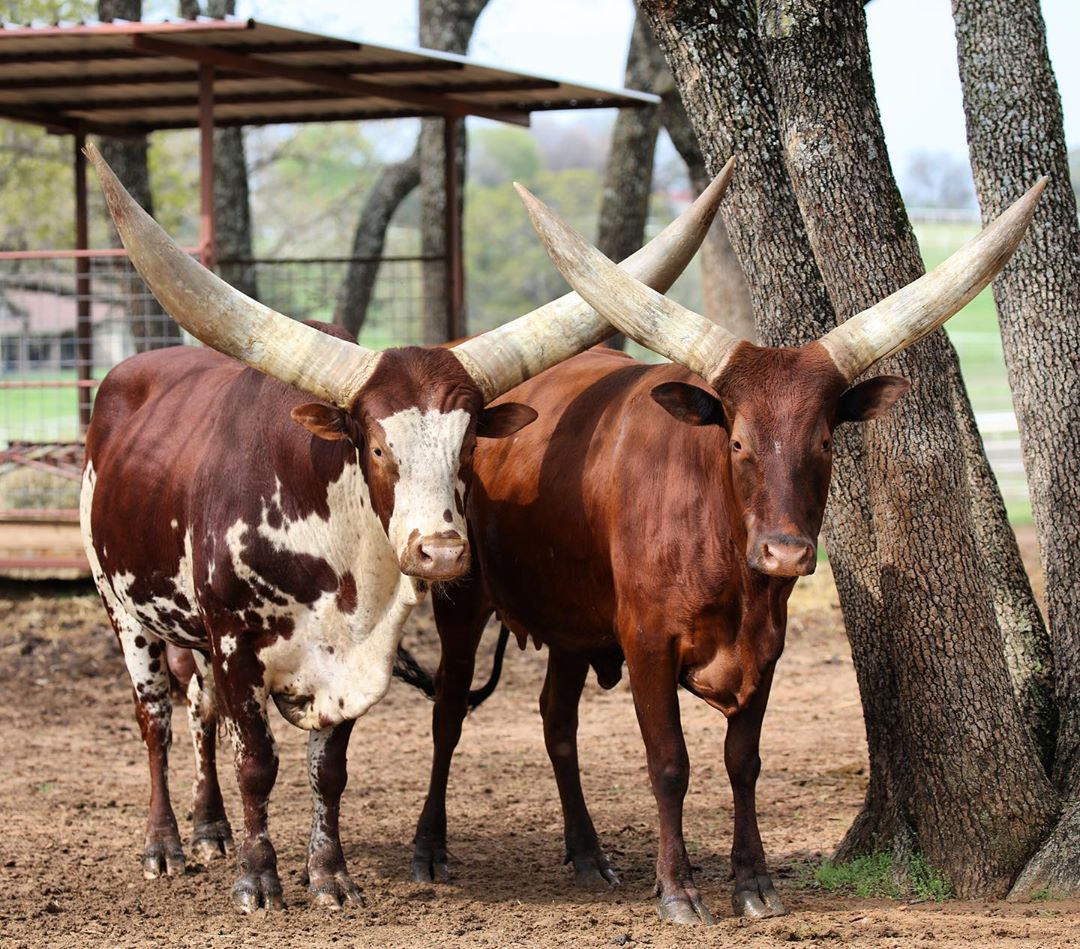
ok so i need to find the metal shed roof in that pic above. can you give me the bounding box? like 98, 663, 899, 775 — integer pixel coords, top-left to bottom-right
0, 16, 658, 134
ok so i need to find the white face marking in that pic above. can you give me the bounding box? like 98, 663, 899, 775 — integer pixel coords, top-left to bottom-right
379, 406, 471, 560
774, 439, 782, 455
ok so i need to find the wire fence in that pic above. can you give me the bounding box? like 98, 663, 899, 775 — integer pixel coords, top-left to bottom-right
0, 251, 443, 515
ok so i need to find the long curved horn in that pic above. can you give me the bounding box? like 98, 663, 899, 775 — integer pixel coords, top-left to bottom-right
85, 144, 378, 408
514, 182, 741, 384
819, 178, 1047, 380
453, 157, 735, 401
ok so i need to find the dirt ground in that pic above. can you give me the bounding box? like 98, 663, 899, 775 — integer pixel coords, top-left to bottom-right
1, 533, 1076, 948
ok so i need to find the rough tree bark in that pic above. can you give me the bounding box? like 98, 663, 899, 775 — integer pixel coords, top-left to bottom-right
639, 0, 1059, 897
595, 14, 666, 349
757, 0, 1058, 896
97, 0, 177, 350
954, 0, 1080, 897
334, 145, 420, 338
662, 91, 756, 342
419, 0, 489, 344
204, 0, 257, 300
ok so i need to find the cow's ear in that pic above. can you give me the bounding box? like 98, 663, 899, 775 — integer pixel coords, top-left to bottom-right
838, 376, 910, 424
290, 403, 353, 441
477, 402, 538, 439
651, 382, 726, 427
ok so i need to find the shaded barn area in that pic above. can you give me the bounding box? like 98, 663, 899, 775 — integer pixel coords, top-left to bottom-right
0, 16, 654, 572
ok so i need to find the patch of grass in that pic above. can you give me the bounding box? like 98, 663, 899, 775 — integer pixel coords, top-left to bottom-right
1030, 887, 1068, 902
813, 851, 953, 902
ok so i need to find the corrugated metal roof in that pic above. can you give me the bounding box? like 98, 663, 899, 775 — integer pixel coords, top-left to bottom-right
0, 17, 657, 133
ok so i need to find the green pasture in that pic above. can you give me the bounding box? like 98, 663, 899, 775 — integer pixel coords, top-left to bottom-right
915, 220, 1012, 412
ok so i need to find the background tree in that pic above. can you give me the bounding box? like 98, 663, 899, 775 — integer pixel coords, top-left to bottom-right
97, 0, 177, 349
637, 0, 1059, 897
661, 91, 756, 342
203, 0, 257, 299
594, 13, 665, 349
334, 146, 420, 338
954, 0, 1080, 898
419, 0, 490, 343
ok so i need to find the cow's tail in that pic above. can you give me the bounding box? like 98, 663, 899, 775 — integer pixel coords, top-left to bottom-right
392, 623, 510, 711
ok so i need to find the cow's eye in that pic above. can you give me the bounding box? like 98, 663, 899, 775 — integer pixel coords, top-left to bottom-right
822, 439, 831, 452
731, 440, 742, 452
373, 447, 383, 458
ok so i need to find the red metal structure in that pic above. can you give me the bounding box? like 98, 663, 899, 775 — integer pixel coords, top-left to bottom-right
0, 16, 655, 573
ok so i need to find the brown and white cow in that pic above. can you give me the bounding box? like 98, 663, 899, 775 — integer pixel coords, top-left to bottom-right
406, 179, 1045, 923
79, 145, 731, 913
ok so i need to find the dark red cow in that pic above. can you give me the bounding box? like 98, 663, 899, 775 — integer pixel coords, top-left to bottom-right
407, 180, 1046, 923
79, 145, 730, 913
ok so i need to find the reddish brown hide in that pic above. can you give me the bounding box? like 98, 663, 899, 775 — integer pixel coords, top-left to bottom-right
410, 344, 907, 924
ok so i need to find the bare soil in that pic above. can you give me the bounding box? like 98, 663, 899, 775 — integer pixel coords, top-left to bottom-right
1, 531, 1076, 948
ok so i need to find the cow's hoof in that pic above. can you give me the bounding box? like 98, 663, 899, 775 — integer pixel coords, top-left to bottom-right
570, 851, 620, 890
142, 834, 186, 879
732, 876, 787, 919
409, 842, 450, 883
191, 819, 234, 863
232, 871, 285, 913
310, 871, 365, 910
656, 890, 716, 925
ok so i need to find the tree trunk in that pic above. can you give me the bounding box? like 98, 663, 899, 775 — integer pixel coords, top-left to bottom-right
419, 0, 489, 344
335, 146, 421, 339
757, 0, 1058, 898
641, 0, 1060, 897
98, 0, 177, 352
662, 92, 755, 342
205, 0, 257, 300
596, 14, 666, 350
954, 0, 1080, 896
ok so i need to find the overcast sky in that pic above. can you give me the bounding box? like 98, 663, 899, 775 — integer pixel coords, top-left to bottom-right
235, 0, 1080, 170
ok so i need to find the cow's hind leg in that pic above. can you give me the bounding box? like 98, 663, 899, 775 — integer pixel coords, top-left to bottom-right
169, 647, 234, 862
410, 580, 491, 883
726, 667, 785, 919
306, 720, 363, 909
215, 651, 283, 913
111, 620, 186, 878
540, 649, 618, 888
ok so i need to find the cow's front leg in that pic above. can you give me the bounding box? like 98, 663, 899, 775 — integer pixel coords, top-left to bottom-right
625, 642, 714, 925
411, 585, 490, 883
306, 720, 363, 909
726, 666, 785, 919
216, 657, 283, 913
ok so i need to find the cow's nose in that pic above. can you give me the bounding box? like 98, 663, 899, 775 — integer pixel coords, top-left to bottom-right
403, 533, 469, 580
753, 537, 816, 577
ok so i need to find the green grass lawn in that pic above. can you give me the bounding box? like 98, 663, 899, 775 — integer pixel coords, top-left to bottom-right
916, 220, 1014, 413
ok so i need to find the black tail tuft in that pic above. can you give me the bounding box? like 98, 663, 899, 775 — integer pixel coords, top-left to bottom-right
392, 624, 511, 710
392, 644, 437, 698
